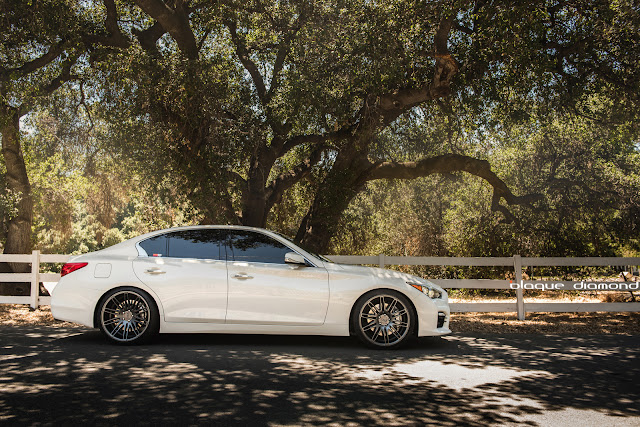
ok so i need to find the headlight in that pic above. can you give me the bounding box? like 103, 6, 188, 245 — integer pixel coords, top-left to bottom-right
407, 280, 442, 299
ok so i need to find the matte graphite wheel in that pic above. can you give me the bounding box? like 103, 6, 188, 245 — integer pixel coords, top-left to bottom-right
352, 290, 417, 349
97, 287, 159, 345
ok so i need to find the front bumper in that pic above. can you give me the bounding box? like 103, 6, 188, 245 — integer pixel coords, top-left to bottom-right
415, 294, 451, 336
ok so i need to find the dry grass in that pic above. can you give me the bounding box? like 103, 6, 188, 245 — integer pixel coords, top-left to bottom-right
1, 303, 639, 335
448, 291, 640, 334
450, 312, 640, 334
0, 304, 78, 327
449, 290, 638, 303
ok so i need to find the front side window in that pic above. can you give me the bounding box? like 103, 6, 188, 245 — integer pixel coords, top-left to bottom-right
227, 230, 292, 264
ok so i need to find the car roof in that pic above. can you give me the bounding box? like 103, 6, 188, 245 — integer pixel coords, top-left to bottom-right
136, 225, 282, 240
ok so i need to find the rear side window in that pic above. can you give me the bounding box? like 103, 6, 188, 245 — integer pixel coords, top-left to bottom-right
227, 230, 291, 264
167, 229, 226, 260
139, 235, 167, 257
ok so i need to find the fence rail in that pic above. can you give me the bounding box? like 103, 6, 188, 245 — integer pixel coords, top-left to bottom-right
327, 254, 640, 319
1, 252, 639, 320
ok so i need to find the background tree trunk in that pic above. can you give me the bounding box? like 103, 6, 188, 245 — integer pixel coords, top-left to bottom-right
0, 110, 33, 296
296, 149, 372, 253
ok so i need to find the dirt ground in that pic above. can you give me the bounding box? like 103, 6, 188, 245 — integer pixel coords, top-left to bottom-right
449, 311, 640, 334
1, 303, 639, 334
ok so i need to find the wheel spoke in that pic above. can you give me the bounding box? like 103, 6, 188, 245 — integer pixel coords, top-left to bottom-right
103, 317, 120, 326
366, 301, 379, 314
381, 328, 389, 344
363, 321, 377, 331
390, 327, 402, 340
371, 325, 381, 340
111, 321, 125, 337
132, 314, 146, 322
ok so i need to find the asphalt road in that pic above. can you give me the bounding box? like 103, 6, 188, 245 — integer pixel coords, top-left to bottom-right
0, 326, 638, 426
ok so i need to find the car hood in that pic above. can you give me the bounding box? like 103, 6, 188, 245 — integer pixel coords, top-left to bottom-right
325, 262, 445, 292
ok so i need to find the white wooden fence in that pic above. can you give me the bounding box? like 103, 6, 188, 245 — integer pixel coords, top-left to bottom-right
328, 254, 640, 320
1, 251, 639, 320
0, 251, 70, 309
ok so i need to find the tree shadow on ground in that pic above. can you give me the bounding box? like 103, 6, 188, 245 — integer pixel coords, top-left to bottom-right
0, 327, 638, 425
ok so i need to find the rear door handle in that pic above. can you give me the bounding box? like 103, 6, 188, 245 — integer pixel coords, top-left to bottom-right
145, 268, 166, 275
233, 273, 253, 280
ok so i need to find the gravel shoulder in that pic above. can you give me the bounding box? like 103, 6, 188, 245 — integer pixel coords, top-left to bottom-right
2, 303, 639, 334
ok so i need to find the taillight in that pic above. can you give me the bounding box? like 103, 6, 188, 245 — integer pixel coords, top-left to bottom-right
61, 262, 88, 277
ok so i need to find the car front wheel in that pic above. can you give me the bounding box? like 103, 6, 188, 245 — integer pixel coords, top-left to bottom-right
352, 290, 416, 349
97, 287, 159, 345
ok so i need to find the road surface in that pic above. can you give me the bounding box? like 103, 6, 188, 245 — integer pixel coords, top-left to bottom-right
1, 326, 638, 425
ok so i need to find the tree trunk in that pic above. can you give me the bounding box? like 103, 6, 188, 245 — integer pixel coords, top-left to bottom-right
240, 146, 278, 228
0, 111, 33, 296
240, 193, 268, 228
295, 148, 372, 253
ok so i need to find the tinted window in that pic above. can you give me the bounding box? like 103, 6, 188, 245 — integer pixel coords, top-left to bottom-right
139, 235, 168, 257
227, 231, 291, 264
167, 229, 226, 260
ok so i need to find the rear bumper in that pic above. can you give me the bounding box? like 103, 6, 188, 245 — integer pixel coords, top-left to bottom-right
50, 279, 100, 328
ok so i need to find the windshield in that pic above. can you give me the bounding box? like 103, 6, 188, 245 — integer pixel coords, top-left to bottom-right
272, 231, 334, 263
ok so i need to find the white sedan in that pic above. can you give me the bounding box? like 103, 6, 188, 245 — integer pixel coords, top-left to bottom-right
51, 225, 450, 349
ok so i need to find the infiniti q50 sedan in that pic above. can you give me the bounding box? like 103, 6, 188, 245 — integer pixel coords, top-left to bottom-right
51, 225, 450, 349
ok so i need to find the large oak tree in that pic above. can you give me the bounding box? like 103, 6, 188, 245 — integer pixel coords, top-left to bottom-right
4, 0, 640, 256
90, 0, 638, 252
0, 0, 130, 292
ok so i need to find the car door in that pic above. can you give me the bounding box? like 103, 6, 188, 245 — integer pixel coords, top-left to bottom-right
133, 229, 228, 323
225, 230, 329, 325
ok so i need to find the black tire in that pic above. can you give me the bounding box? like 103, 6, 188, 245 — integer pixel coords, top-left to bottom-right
96, 287, 159, 345
351, 289, 417, 349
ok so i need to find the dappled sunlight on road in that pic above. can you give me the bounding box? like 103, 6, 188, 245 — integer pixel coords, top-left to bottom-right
0, 328, 638, 425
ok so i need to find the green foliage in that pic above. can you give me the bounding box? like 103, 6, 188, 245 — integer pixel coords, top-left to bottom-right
2, 0, 640, 259
333, 107, 640, 259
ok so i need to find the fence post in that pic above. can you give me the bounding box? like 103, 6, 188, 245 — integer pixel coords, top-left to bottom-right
30, 250, 40, 309
514, 254, 525, 320
378, 253, 385, 268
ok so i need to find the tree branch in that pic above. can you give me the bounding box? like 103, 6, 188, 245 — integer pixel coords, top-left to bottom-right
80, 0, 131, 48
1, 42, 65, 77
133, 21, 166, 56
374, 15, 459, 123
266, 11, 306, 100
279, 134, 330, 156
368, 154, 542, 223
101, 0, 130, 48
18, 54, 79, 116
133, 0, 198, 59
267, 40, 290, 100
454, 20, 474, 35
265, 146, 326, 209
226, 19, 268, 103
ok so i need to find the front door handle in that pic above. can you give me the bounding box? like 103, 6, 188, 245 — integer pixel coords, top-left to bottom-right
145, 268, 166, 275
233, 273, 253, 280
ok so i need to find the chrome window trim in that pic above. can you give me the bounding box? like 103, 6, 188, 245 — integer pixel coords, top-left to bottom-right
135, 242, 149, 257
134, 226, 320, 267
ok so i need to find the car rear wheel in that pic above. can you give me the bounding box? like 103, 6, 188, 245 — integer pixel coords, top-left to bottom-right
352, 290, 416, 349
97, 287, 159, 345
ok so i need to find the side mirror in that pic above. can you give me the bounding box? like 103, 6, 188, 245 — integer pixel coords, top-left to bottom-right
284, 252, 306, 265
